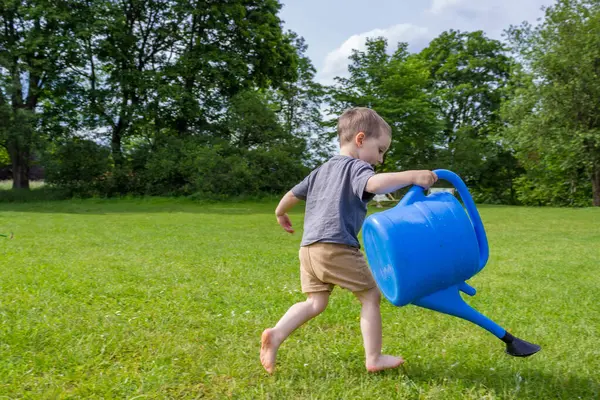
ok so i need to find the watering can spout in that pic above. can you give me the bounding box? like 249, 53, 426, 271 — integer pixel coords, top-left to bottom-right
500, 332, 542, 357
413, 282, 541, 357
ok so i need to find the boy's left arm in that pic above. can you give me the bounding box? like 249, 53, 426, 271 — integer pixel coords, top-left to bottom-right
275, 190, 301, 233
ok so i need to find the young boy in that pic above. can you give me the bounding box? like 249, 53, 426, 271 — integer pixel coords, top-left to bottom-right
260, 107, 438, 374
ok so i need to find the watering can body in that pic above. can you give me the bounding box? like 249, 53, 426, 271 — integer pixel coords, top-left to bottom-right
362, 169, 540, 357
363, 169, 488, 307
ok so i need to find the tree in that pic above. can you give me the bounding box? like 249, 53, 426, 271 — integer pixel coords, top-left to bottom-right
61, 0, 298, 193
162, 0, 298, 137
0, 0, 79, 188
226, 90, 287, 149
419, 30, 516, 201
266, 32, 327, 166
69, 0, 181, 172
504, 0, 600, 206
0, 142, 9, 166
1, 0, 324, 197
329, 38, 441, 172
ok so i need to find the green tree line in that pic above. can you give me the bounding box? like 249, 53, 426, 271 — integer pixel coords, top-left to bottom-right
1, 0, 598, 205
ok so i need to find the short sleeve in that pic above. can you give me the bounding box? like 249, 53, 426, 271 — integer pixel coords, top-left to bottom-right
291, 175, 310, 200
351, 160, 376, 202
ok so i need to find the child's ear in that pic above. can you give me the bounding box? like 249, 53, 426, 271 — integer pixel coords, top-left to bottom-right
355, 132, 366, 147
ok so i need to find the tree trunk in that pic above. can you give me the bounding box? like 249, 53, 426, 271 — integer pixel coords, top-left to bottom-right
111, 123, 123, 168
175, 77, 195, 136
110, 122, 127, 195
592, 163, 600, 207
8, 140, 30, 190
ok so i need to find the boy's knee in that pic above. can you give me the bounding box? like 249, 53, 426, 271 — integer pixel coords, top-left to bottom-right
307, 294, 328, 315
372, 289, 381, 302
356, 287, 381, 305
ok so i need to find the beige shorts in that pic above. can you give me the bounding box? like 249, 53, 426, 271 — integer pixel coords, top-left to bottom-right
299, 242, 377, 293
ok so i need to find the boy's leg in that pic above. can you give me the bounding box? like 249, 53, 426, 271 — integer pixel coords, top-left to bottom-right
260, 291, 329, 374
353, 287, 404, 372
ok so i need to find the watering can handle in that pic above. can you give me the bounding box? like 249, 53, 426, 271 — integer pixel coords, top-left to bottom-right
400, 169, 489, 270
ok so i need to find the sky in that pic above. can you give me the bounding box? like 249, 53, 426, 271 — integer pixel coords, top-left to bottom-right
279, 0, 550, 84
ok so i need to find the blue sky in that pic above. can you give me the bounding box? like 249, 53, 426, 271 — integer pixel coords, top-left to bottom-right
279, 0, 550, 84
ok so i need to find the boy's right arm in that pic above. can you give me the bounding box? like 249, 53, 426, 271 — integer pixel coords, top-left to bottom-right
275, 190, 301, 234
366, 170, 438, 194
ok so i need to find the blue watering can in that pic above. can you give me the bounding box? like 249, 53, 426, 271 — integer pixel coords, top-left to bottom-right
363, 169, 541, 357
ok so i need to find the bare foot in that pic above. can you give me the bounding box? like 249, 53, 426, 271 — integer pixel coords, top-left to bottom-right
260, 328, 279, 374
366, 354, 404, 372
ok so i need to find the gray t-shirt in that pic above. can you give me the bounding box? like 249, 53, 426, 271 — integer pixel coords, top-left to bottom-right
291, 155, 376, 248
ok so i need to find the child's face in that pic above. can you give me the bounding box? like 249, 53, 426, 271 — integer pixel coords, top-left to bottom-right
356, 132, 391, 166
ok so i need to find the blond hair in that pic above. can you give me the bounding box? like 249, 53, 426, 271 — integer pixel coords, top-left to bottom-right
337, 107, 391, 144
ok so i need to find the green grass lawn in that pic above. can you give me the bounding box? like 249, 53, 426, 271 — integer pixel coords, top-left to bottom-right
0, 199, 598, 399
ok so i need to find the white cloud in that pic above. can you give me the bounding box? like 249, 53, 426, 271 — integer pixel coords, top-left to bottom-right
314, 1, 548, 85
318, 24, 430, 84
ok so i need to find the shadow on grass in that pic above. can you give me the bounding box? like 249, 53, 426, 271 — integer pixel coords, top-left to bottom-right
398, 361, 599, 399
301, 359, 596, 399
281, 354, 597, 399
